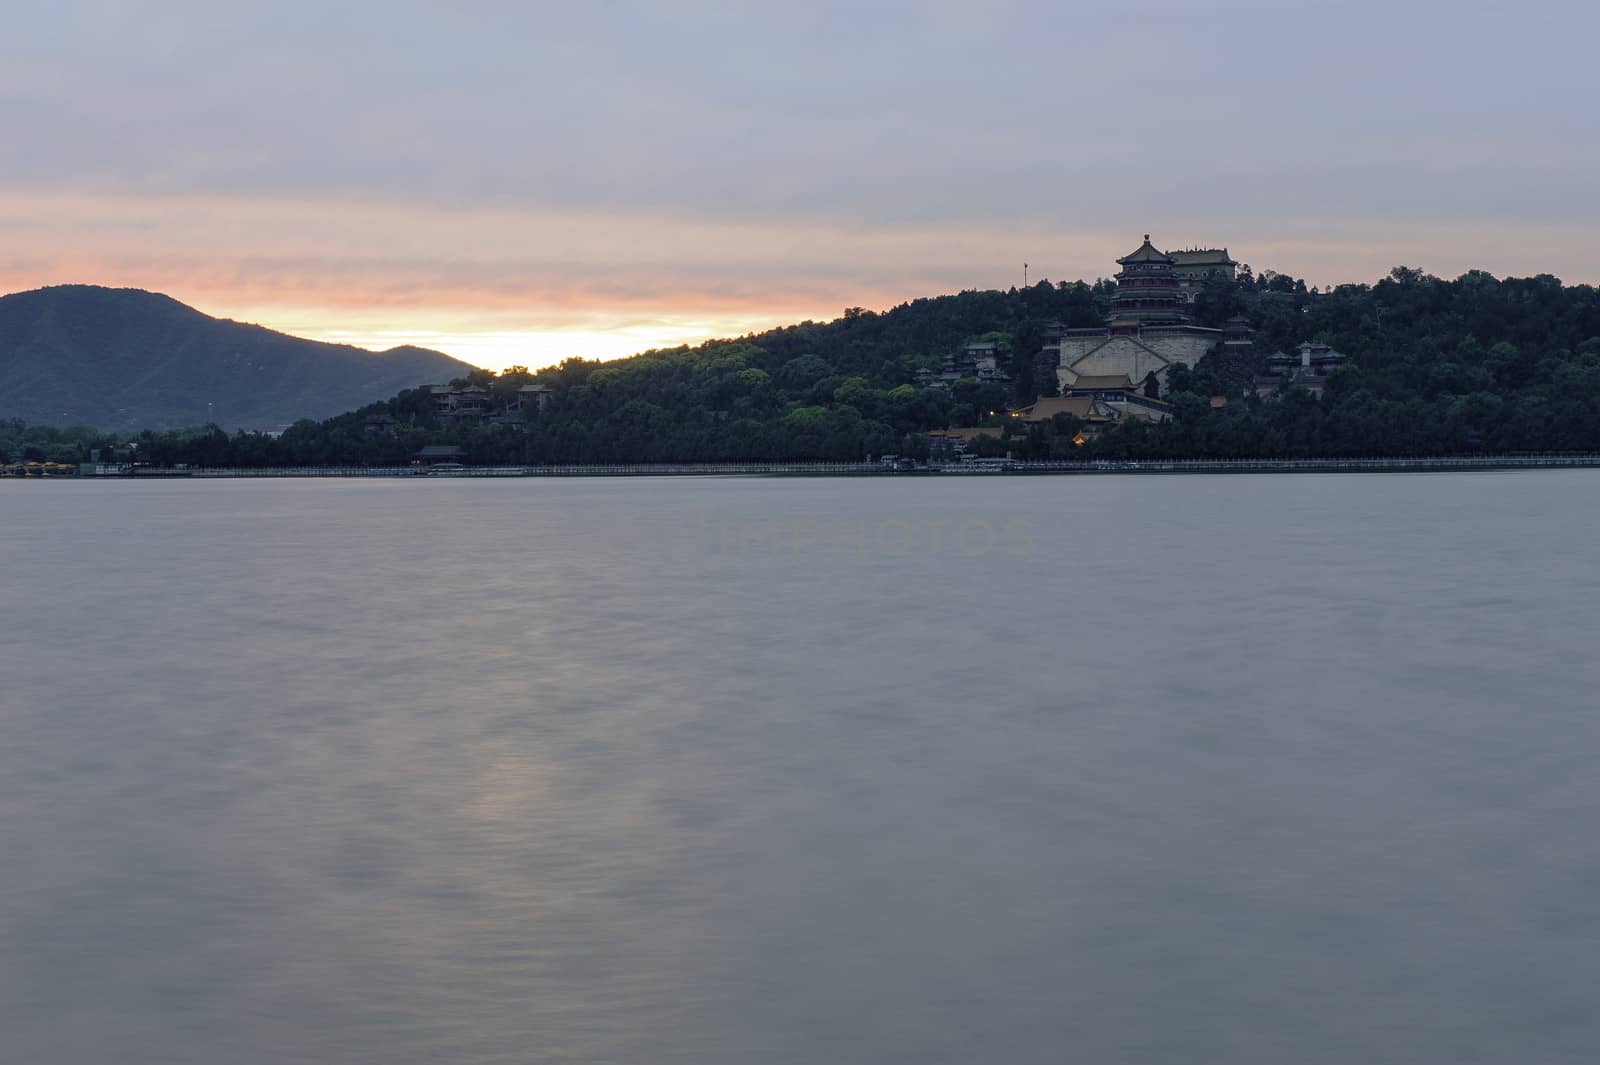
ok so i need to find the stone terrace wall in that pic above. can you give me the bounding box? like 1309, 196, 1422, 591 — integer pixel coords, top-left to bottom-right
1057, 332, 1218, 387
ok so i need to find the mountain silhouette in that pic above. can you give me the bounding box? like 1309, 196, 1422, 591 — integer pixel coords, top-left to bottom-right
0, 285, 475, 429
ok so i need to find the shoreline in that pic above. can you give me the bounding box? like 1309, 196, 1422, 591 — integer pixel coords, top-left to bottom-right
21, 454, 1600, 479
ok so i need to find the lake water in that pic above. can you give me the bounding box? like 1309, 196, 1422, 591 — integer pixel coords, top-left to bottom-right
3, 473, 1599, 1064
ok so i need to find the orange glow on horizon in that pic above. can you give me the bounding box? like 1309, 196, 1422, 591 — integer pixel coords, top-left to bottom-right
7, 187, 1600, 376
165, 292, 844, 372
281, 312, 833, 373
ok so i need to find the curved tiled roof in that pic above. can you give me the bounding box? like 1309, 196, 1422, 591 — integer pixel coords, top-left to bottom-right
1065, 374, 1136, 391
1168, 248, 1236, 266
1117, 235, 1176, 265
1015, 395, 1102, 422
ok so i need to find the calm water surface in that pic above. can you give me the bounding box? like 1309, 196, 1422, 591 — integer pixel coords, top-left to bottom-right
3, 474, 1599, 1064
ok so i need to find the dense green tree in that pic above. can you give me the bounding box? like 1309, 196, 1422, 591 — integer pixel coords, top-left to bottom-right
43, 264, 1600, 466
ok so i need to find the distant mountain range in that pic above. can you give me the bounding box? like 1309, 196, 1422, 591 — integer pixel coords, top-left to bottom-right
0, 285, 474, 430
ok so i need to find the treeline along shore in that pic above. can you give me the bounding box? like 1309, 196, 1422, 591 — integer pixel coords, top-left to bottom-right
4, 262, 1600, 470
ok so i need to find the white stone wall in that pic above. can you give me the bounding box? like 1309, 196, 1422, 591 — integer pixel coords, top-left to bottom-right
1139, 333, 1218, 366
1056, 333, 1216, 389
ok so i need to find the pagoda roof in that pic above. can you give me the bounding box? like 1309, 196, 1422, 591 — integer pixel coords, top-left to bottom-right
1169, 248, 1236, 266
1117, 235, 1176, 265
1014, 395, 1107, 423
1066, 374, 1136, 392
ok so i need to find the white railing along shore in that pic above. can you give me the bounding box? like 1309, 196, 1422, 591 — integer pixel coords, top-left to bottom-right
55, 454, 1600, 479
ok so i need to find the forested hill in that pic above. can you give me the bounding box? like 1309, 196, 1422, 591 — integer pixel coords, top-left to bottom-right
290, 267, 1599, 463
10, 267, 1600, 466
0, 285, 472, 430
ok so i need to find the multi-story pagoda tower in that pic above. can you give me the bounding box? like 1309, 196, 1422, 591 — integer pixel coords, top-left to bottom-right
1041, 233, 1238, 392
1108, 235, 1190, 329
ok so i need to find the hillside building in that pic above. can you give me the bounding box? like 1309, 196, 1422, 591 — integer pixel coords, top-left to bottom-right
1254, 342, 1352, 401
1008, 373, 1173, 438
1041, 236, 1243, 392
425, 382, 549, 427
1169, 248, 1238, 298
916, 340, 1012, 389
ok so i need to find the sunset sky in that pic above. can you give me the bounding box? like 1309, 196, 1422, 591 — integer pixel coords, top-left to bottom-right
5, 0, 1597, 372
